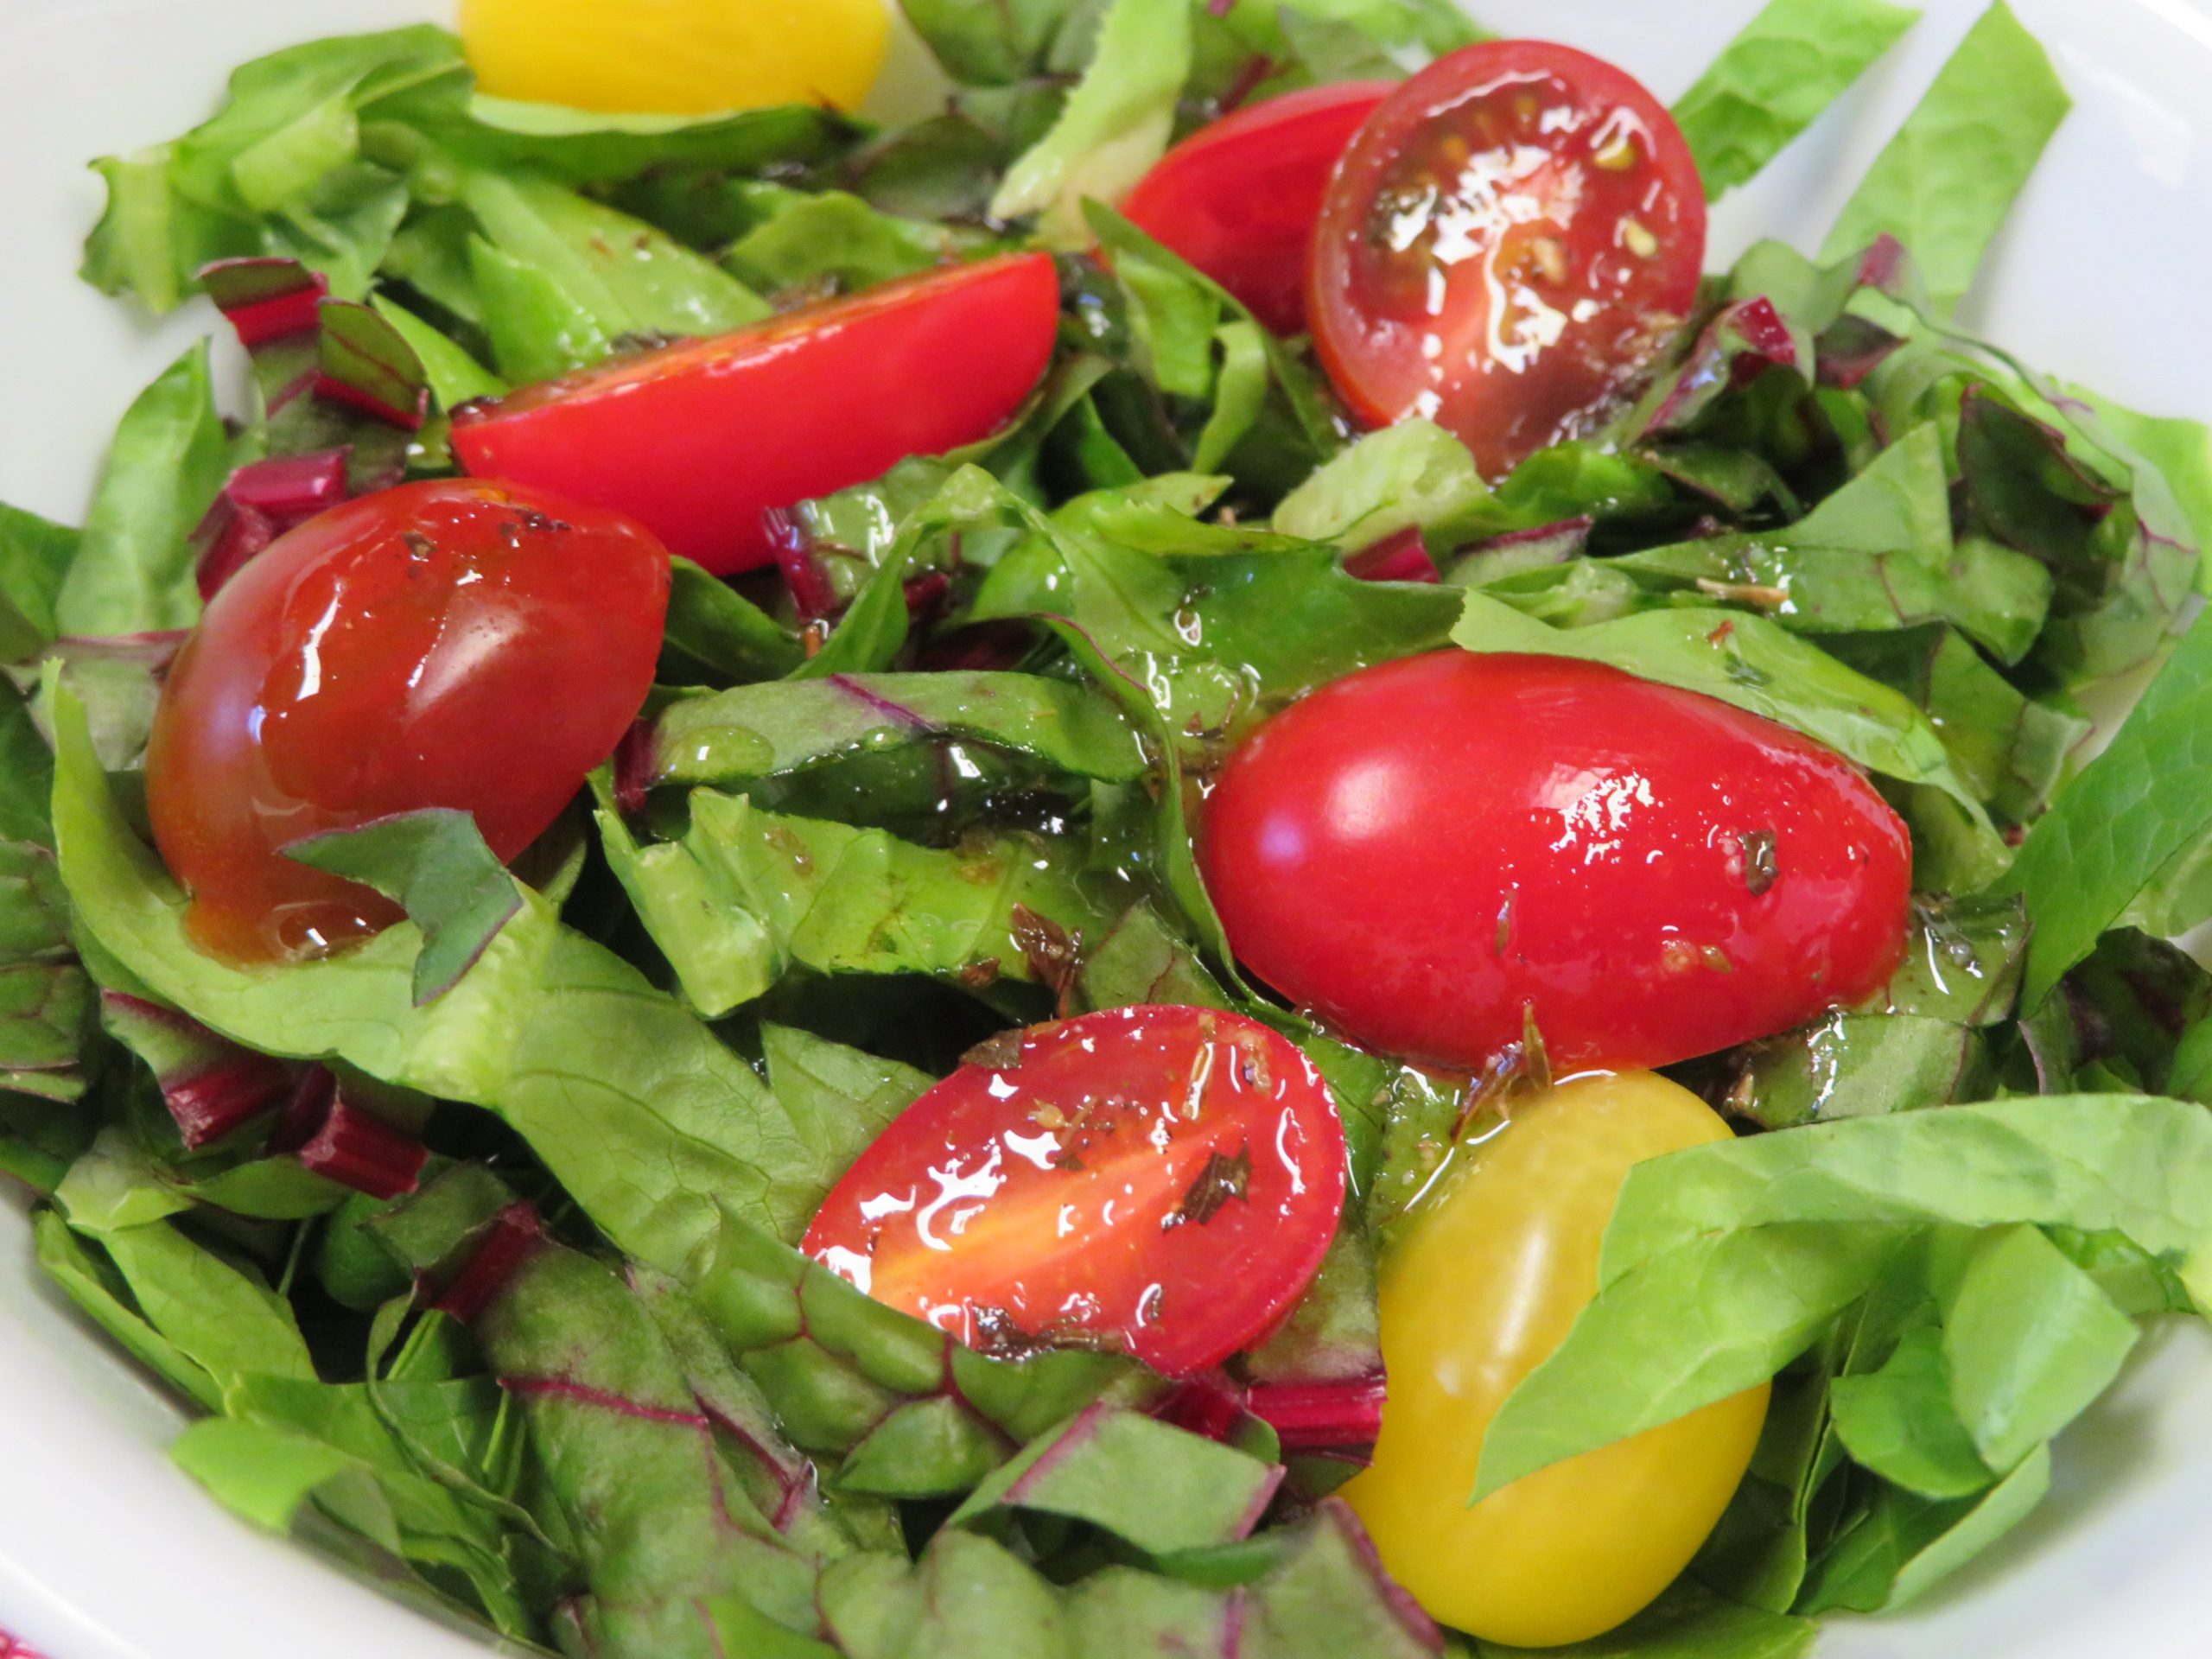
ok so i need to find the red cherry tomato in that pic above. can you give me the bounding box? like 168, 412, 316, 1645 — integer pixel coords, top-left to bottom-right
803, 1006, 1346, 1376
450, 252, 1061, 575
1122, 82, 1393, 336
1199, 652, 1910, 1074
1310, 41, 1707, 478
146, 479, 669, 963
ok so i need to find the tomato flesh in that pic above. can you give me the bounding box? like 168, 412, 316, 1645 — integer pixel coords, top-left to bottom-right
451, 253, 1062, 576
146, 479, 669, 963
1122, 82, 1393, 337
1310, 41, 1707, 477
803, 1006, 1347, 1376
1199, 652, 1911, 1073
1344, 1071, 1770, 1645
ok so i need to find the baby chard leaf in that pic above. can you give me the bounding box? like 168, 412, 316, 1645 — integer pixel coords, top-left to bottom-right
285, 809, 522, 1006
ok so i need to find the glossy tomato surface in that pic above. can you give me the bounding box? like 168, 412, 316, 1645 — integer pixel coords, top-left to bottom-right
803, 1006, 1346, 1376
461, 0, 888, 114
1200, 652, 1910, 1073
451, 252, 1061, 576
146, 480, 669, 963
1311, 41, 1707, 477
1122, 82, 1393, 336
1343, 1071, 1770, 1646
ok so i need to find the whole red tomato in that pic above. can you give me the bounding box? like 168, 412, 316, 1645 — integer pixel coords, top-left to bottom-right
1310, 41, 1707, 477
146, 479, 669, 963
1199, 652, 1911, 1073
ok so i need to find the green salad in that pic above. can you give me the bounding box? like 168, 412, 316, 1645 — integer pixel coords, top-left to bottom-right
7, 1, 2212, 1656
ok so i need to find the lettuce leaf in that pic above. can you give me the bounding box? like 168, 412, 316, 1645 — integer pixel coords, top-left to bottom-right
82, 27, 463, 309
1675, 0, 1920, 200
1819, 3, 2069, 310
1474, 1097, 2212, 1506
990, 0, 1193, 245
53, 341, 243, 635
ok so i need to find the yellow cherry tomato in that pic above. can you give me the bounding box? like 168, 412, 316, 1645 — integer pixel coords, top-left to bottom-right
1342, 1071, 1770, 1649
460, 0, 890, 117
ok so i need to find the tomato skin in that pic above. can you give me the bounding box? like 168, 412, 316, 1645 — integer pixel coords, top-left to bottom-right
802, 1006, 1346, 1376
1311, 41, 1707, 477
1122, 83, 1394, 336
146, 480, 669, 964
1199, 652, 1910, 1073
451, 253, 1062, 576
1343, 1071, 1769, 1647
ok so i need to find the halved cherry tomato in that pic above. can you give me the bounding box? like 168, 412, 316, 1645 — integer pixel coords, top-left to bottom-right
451, 253, 1061, 576
803, 1006, 1346, 1376
1344, 1071, 1770, 1646
146, 480, 669, 964
1122, 82, 1393, 337
1198, 652, 1910, 1073
1310, 41, 1707, 477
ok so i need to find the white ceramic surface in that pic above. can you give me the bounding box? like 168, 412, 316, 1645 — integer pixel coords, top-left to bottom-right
4, 2, 2211, 1655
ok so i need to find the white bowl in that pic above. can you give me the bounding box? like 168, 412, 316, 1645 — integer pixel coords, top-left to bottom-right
5, 2, 2212, 1656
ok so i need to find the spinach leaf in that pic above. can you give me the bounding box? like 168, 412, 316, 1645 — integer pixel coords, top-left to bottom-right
52, 1204, 317, 1390
724, 188, 964, 296
1674, 0, 1920, 200
660, 558, 805, 685
412, 96, 859, 187
1819, 3, 2069, 311
174, 1367, 539, 1639
454, 167, 769, 345
48, 675, 888, 1269
54, 341, 242, 635
755, 1025, 931, 1245
32, 1211, 219, 1407
466, 235, 609, 383
992, 0, 1193, 245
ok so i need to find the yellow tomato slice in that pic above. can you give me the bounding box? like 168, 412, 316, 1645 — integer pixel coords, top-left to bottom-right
460, 0, 890, 116
1343, 1071, 1770, 1648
